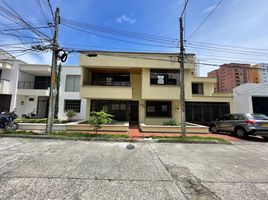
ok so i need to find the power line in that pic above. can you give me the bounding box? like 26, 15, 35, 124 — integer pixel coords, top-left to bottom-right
187, 0, 224, 40
188, 40, 268, 52
186, 44, 268, 57
62, 23, 178, 49
62, 18, 178, 43
46, 0, 54, 19
0, 25, 51, 32
180, 0, 189, 17
0, 0, 51, 40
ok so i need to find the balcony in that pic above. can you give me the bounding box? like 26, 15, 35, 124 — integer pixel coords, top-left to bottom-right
81, 81, 132, 99
17, 81, 50, 96
0, 79, 10, 94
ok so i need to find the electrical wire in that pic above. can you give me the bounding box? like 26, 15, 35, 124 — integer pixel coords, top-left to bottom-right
62, 23, 178, 49
187, 0, 224, 40
62, 18, 178, 44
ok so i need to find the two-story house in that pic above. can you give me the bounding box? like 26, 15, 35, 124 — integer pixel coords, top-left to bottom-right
80, 51, 233, 126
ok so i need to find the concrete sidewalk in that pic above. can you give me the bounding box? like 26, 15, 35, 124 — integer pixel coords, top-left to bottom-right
1, 138, 268, 199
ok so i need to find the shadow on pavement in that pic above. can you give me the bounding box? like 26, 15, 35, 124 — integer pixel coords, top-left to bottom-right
211, 131, 268, 143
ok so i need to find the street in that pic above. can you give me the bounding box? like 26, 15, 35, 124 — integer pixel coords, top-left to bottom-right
0, 138, 268, 199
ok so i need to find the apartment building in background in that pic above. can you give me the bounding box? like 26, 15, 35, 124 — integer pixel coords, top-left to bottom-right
208, 63, 253, 93
251, 63, 268, 83
80, 51, 233, 126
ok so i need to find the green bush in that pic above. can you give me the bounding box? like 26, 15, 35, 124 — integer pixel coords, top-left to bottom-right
163, 119, 177, 126
88, 111, 114, 134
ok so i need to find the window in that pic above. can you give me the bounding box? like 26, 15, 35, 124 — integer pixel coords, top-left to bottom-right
150, 69, 180, 85
64, 100, 81, 112
65, 75, 80, 92
146, 101, 172, 117
192, 83, 203, 94
91, 73, 130, 86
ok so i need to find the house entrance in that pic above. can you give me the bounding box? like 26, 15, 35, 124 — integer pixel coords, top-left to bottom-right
129, 102, 139, 125
37, 96, 49, 118
91, 100, 139, 124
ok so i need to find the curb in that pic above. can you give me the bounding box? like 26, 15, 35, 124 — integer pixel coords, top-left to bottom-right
0, 134, 230, 144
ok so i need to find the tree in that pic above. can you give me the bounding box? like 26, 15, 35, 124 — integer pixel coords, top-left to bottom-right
54, 62, 62, 119
88, 111, 113, 134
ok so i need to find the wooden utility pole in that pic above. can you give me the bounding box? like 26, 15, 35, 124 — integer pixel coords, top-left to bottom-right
46, 8, 60, 133
179, 17, 186, 137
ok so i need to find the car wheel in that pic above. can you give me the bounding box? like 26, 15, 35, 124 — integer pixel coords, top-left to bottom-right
262, 136, 268, 141
210, 125, 218, 133
235, 128, 248, 138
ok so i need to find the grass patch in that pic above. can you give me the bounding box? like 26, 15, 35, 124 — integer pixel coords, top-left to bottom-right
3, 130, 40, 135
152, 136, 230, 144
1, 130, 129, 139
49, 131, 129, 139
15, 118, 73, 124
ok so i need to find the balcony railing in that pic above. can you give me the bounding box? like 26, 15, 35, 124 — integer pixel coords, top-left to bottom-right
18, 81, 50, 89
83, 80, 131, 86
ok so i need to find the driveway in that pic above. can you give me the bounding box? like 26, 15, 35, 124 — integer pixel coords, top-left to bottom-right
0, 138, 268, 199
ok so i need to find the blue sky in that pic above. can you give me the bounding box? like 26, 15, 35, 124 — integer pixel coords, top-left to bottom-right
1, 0, 268, 76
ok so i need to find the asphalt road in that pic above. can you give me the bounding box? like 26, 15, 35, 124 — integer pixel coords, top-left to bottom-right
0, 138, 268, 199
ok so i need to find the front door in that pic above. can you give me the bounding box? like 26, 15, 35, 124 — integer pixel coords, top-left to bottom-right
129, 102, 139, 125
37, 97, 48, 118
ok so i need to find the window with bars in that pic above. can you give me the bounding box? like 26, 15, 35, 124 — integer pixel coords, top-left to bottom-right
65, 75, 80, 92
64, 100, 81, 112
146, 101, 172, 117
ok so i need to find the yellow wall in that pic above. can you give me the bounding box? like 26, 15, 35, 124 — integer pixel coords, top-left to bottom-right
80, 85, 132, 99
80, 52, 195, 70
80, 52, 233, 124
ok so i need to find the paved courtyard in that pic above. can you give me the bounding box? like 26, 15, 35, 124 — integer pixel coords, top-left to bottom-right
0, 138, 268, 199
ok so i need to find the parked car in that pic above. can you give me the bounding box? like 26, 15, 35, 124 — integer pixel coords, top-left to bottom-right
209, 113, 268, 139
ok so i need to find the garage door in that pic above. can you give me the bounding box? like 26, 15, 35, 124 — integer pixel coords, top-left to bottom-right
186, 102, 230, 125
252, 97, 268, 116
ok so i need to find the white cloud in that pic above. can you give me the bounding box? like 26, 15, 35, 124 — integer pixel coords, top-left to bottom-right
204, 5, 216, 13
19, 52, 51, 65
116, 14, 136, 24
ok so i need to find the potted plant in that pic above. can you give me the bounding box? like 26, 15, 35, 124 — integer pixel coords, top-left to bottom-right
65, 109, 77, 121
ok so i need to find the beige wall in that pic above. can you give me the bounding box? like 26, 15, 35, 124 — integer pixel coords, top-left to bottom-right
80, 53, 195, 70
80, 52, 233, 125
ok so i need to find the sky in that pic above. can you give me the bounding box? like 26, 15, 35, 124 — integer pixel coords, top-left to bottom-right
1, 0, 268, 76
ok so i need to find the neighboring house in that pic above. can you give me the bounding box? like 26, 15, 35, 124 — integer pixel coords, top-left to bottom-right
58, 66, 86, 120
80, 51, 233, 126
0, 57, 13, 112
233, 83, 268, 116
251, 63, 268, 84
14, 64, 51, 118
208, 63, 253, 93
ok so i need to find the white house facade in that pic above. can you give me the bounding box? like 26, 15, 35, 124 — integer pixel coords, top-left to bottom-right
233, 83, 268, 116
58, 66, 87, 120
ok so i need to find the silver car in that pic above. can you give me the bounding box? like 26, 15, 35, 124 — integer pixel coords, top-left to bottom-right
209, 113, 268, 139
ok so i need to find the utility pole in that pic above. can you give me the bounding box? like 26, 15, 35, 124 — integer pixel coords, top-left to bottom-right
179, 17, 186, 137
46, 8, 60, 133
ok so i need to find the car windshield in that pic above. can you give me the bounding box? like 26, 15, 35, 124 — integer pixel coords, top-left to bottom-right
250, 114, 268, 120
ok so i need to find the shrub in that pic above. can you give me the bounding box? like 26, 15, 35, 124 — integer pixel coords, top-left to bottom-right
163, 119, 177, 126
65, 110, 76, 120
88, 111, 114, 134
